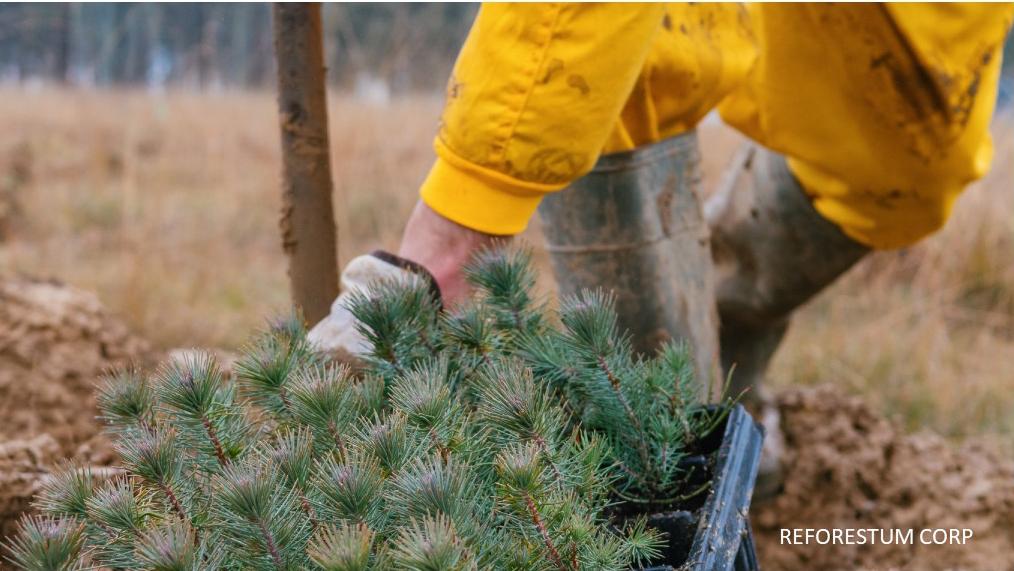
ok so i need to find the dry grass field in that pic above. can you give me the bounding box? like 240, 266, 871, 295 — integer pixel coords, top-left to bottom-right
0, 87, 1012, 446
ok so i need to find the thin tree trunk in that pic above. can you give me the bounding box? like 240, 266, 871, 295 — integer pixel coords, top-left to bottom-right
198, 4, 218, 89
54, 4, 71, 84
272, 3, 339, 326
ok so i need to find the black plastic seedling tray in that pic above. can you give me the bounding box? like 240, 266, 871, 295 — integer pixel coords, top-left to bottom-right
636, 404, 764, 571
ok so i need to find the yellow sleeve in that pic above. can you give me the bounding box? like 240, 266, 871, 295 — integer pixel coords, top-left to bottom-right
420, 3, 666, 235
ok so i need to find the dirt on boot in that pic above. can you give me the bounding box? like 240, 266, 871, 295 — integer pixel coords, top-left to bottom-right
753, 386, 1014, 571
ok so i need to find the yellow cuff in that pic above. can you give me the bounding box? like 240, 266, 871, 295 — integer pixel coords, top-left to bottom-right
419, 139, 567, 236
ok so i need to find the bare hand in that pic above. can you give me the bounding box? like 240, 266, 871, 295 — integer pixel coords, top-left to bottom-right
398, 200, 506, 306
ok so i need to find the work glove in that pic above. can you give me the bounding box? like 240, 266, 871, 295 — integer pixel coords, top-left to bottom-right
307, 251, 441, 363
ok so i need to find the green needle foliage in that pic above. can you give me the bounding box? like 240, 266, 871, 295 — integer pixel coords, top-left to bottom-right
84, 478, 154, 567
134, 521, 222, 571
96, 369, 156, 434
34, 465, 95, 520
8, 245, 735, 570
154, 353, 252, 471
235, 315, 319, 422
529, 290, 732, 506
6, 516, 86, 571
308, 522, 383, 571
212, 461, 312, 569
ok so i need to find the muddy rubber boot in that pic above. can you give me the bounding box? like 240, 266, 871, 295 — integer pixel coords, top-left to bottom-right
538, 131, 721, 390
706, 145, 870, 498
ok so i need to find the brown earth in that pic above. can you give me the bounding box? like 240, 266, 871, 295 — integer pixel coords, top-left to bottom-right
0, 277, 150, 537
754, 386, 1014, 571
0, 436, 59, 540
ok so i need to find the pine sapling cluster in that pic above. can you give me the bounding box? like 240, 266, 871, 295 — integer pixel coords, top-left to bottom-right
521, 291, 732, 509
6, 246, 732, 570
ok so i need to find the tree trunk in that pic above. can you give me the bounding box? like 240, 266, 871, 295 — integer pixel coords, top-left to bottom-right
272, 3, 339, 326
54, 4, 72, 84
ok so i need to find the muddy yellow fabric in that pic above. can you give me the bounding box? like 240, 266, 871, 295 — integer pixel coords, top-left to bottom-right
719, 3, 1014, 249
421, 3, 1012, 248
601, 4, 757, 153
420, 3, 665, 235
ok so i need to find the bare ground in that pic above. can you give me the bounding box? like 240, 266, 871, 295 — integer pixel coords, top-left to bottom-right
754, 386, 1014, 571
0, 277, 149, 537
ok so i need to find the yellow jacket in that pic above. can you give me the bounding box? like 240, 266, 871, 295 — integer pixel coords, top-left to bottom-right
420, 3, 1012, 249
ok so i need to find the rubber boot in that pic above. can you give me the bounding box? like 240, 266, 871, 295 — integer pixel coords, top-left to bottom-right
705, 145, 870, 497
538, 131, 721, 390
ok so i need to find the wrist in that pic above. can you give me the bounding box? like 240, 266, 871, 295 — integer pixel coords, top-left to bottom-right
398, 200, 507, 305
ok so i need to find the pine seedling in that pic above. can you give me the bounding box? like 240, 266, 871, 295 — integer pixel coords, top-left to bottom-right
267, 429, 315, 493
116, 426, 192, 522
286, 363, 358, 457
389, 357, 466, 458
389, 359, 456, 430
346, 276, 443, 381
134, 520, 222, 571
312, 455, 386, 530
83, 478, 153, 567
473, 359, 570, 486
265, 428, 319, 526
563, 515, 662, 571
564, 430, 615, 506
350, 412, 423, 476
85, 478, 150, 537
494, 443, 577, 571
23, 479, 148, 571
530, 289, 729, 507
235, 313, 318, 421
34, 464, 95, 520
351, 374, 387, 418
554, 289, 637, 417
211, 459, 312, 570
615, 517, 665, 569
656, 342, 733, 443
96, 368, 156, 434
441, 306, 508, 391
464, 246, 544, 336
387, 456, 480, 527
307, 523, 380, 571
494, 440, 660, 571
515, 330, 583, 399
5, 515, 86, 571
390, 514, 477, 571
154, 352, 252, 471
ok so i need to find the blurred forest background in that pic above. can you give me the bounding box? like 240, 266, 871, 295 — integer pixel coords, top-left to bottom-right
0, 3, 476, 95
0, 4, 1012, 445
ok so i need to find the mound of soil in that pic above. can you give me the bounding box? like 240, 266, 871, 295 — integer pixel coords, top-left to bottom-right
0, 436, 59, 539
0, 277, 149, 536
754, 386, 1014, 571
